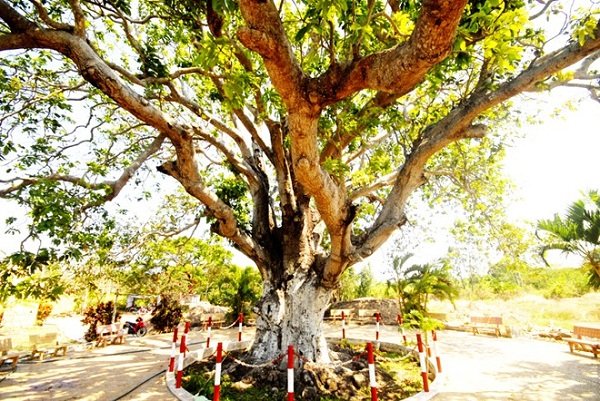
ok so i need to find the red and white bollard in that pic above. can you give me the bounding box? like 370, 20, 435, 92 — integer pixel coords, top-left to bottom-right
175, 328, 186, 388
432, 330, 442, 373
287, 345, 294, 401
416, 333, 429, 392
206, 316, 212, 348
398, 314, 407, 345
425, 331, 432, 358
341, 311, 346, 340
182, 321, 190, 356
168, 327, 178, 372
375, 312, 381, 341
367, 342, 378, 401
213, 342, 223, 401
238, 313, 244, 342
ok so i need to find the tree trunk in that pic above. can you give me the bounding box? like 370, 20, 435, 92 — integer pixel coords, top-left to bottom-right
250, 270, 333, 364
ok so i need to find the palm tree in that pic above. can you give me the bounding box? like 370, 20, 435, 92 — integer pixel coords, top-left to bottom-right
403, 261, 458, 314
388, 253, 458, 315
212, 265, 262, 320
537, 190, 600, 289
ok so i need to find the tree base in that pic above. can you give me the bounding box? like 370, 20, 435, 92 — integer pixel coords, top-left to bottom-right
182, 342, 423, 400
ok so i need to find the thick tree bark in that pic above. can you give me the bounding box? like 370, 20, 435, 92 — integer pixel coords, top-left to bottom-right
251, 269, 333, 363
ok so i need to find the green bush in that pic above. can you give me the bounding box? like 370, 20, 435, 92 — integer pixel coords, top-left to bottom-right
150, 295, 182, 333
36, 303, 53, 325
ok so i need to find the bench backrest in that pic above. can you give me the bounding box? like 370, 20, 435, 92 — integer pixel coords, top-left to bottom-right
428, 312, 448, 321
0, 337, 13, 354
357, 309, 378, 318
329, 309, 352, 318
471, 316, 502, 325
96, 324, 121, 335
200, 313, 225, 322
30, 332, 58, 346
573, 325, 600, 339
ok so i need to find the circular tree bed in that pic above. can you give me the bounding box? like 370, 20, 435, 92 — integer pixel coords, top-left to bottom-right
182, 340, 426, 400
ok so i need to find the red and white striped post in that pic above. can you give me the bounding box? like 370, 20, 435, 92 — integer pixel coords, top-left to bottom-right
398, 314, 407, 345
367, 342, 378, 401
287, 345, 294, 401
206, 316, 213, 348
375, 312, 381, 341
213, 342, 223, 401
341, 311, 346, 340
168, 327, 178, 372
182, 321, 190, 356
425, 331, 431, 358
238, 313, 244, 341
432, 330, 442, 373
175, 329, 186, 388
416, 333, 429, 392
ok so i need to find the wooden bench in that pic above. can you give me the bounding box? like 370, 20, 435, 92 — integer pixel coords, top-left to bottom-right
1, 337, 21, 368
428, 312, 448, 322
356, 309, 379, 325
326, 309, 353, 322
470, 316, 503, 337
30, 332, 68, 361
95, 324, 125, 347
200, 313, 226, 330
566, 325, 600, 358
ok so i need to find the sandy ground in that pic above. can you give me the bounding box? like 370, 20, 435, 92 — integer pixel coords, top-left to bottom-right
1, 321, 599, 400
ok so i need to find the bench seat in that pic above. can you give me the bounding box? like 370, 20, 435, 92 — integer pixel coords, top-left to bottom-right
471, 316, 503, 337
95, 324, 125, 347
200, 313, 226, 330
1, 337, 21, 369
566, 325, 600, 358
30, 333, 68, 361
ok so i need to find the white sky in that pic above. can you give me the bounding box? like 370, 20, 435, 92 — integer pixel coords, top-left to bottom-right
503, 91, 600, 224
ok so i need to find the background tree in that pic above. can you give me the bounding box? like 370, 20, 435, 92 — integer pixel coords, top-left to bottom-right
1, 1, 599, 362
211, 265, 262, 321
123, 237, 235, 299
537, 190, 600, 289
356, 265, 375, 298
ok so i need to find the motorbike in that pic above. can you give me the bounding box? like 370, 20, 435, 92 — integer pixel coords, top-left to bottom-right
123, 316, 148, 337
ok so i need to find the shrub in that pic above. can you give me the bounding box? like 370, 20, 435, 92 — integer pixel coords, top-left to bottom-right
36, 303, 53, 325
150, 295, 182, 333
81, 301, 120, 342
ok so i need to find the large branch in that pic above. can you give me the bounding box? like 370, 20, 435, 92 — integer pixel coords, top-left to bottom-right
354, 21, 600, 262
0, 0, 269, 265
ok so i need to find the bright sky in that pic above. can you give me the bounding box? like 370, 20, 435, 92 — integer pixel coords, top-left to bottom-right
503, 91, 600, 224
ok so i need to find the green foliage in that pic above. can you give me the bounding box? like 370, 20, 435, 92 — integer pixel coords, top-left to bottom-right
335, 266, 360, 302
124, 236, 234, 298
388, 253, 458, 315
0, 251, 66, 304
356, 265, 375, 298
402, 309, 444, 333
461, 266, 591, 300
150, 295, 183, 333
210, 265, 261, 321
537, 190, 600, 289
212, 175, 252, 232
81, 301, 120, 342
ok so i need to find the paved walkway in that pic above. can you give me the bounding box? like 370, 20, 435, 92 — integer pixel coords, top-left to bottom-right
1, 324, 598, 400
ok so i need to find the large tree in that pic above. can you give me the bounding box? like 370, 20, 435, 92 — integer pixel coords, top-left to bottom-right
1, 0, 599, 362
